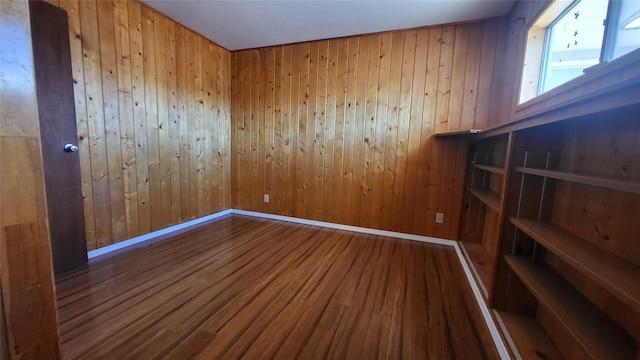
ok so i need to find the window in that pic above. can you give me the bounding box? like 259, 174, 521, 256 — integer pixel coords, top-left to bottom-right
519, 0, 640, 103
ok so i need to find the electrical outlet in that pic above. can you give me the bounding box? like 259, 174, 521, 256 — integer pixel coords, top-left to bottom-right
264, 194, 269, 203
435, 212, 444, 224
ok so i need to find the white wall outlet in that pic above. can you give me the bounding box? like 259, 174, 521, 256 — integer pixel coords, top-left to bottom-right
264, 194, 269, 203
435, 212, 444, 224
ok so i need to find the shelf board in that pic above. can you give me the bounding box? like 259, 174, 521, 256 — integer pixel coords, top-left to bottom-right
505, 256, 636, 360
471, 163, 505, 175
434, 129, 481, 138
467, 188, 501, 213
515, 167, 640, 194
510, 217, 640, 313
495, 311, 563, 360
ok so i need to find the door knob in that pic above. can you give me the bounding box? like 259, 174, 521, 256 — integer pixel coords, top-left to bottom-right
64, 144, 79, 153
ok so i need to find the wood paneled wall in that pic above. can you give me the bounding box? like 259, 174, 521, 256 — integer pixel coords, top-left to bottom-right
231, 21, 501, 239
0, 0, 60, 357
44, 0, 232, 250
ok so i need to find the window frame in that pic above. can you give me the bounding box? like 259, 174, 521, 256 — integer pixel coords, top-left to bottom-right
519, 0, 639, 104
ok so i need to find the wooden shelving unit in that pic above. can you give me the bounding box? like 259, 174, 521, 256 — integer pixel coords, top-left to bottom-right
436, 48, 640, 360
439, 87, 640, 358
454, 133, 512, 301
492, 112, 640, 359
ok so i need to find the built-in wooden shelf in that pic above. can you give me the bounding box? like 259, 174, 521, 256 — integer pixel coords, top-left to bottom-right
505, 256, 636, 360
495, 311, 563, 360
515, 167, 640, 194
471, 163, 505, 175
468, 188, 501, 213
510, 217, 640, 313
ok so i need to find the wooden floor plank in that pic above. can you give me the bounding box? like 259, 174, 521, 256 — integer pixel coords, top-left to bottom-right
56, 215, 499, 359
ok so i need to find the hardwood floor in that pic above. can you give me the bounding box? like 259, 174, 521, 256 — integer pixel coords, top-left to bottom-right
56, 215, 499, 359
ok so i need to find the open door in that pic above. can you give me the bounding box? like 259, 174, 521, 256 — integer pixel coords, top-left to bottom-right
30, 0, 87, 274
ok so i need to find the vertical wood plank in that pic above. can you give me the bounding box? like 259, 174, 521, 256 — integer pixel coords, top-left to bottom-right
342, 36, 358, 224
323, 39, 338, 221
460, 22, 483, 130
391, 30, 418, 231
265, 47, 275, 212
446, 24, 469, 132
313, 41, 328, 219
128, 1, 150, 233
80, 0, 113, 247
475, 20, 498, 129
381, 30, 405, 229
401, 28, 428, 233
359, 33, 381, 227
193, 36, 205, 217
98, 0, 126, 243
185, 29, 197, 219
370, 32, 393, 228
113, 0, 139, 239
413, 27, 441, 234
154, 12, 172, 226
296, 43, 311, 217
333, 37, 349, 221
391, 30, 417, 231
307, 42, 319, 219
274, 47, 284, 214
257, 49, 265, 211
141, 7, 160, 230
222, 48, 232, 208
164, 18, 181, 224
349, 35, 368, 225
289, 44, 300, 217
230, 52, 239, 208
248, 50, 259, 210
175, 25, 190, 222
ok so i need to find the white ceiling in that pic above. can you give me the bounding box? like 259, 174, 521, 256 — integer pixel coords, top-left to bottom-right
141, 0, 516, 51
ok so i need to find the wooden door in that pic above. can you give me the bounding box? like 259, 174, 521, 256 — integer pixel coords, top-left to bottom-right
30, 0, 87, 273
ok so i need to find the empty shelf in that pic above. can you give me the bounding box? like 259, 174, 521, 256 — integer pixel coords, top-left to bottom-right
495, 311, 563, 360
468, 188, 501, 213
505, 256, 636, 360
471, 163, 506, 175
515, 167, 640, 194
510, 217, 640, 313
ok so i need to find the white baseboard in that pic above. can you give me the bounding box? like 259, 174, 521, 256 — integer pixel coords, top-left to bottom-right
87, 209, 233, 259
452, 242, 510, 359
231, 209, 457, 246
85, 207, 509, 359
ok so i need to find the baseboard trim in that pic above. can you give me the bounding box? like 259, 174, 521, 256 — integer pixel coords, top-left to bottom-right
87, 209, 233, 259
85, 208, 509, 359
452, 242, 510, 359
231, 209, 457, 246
